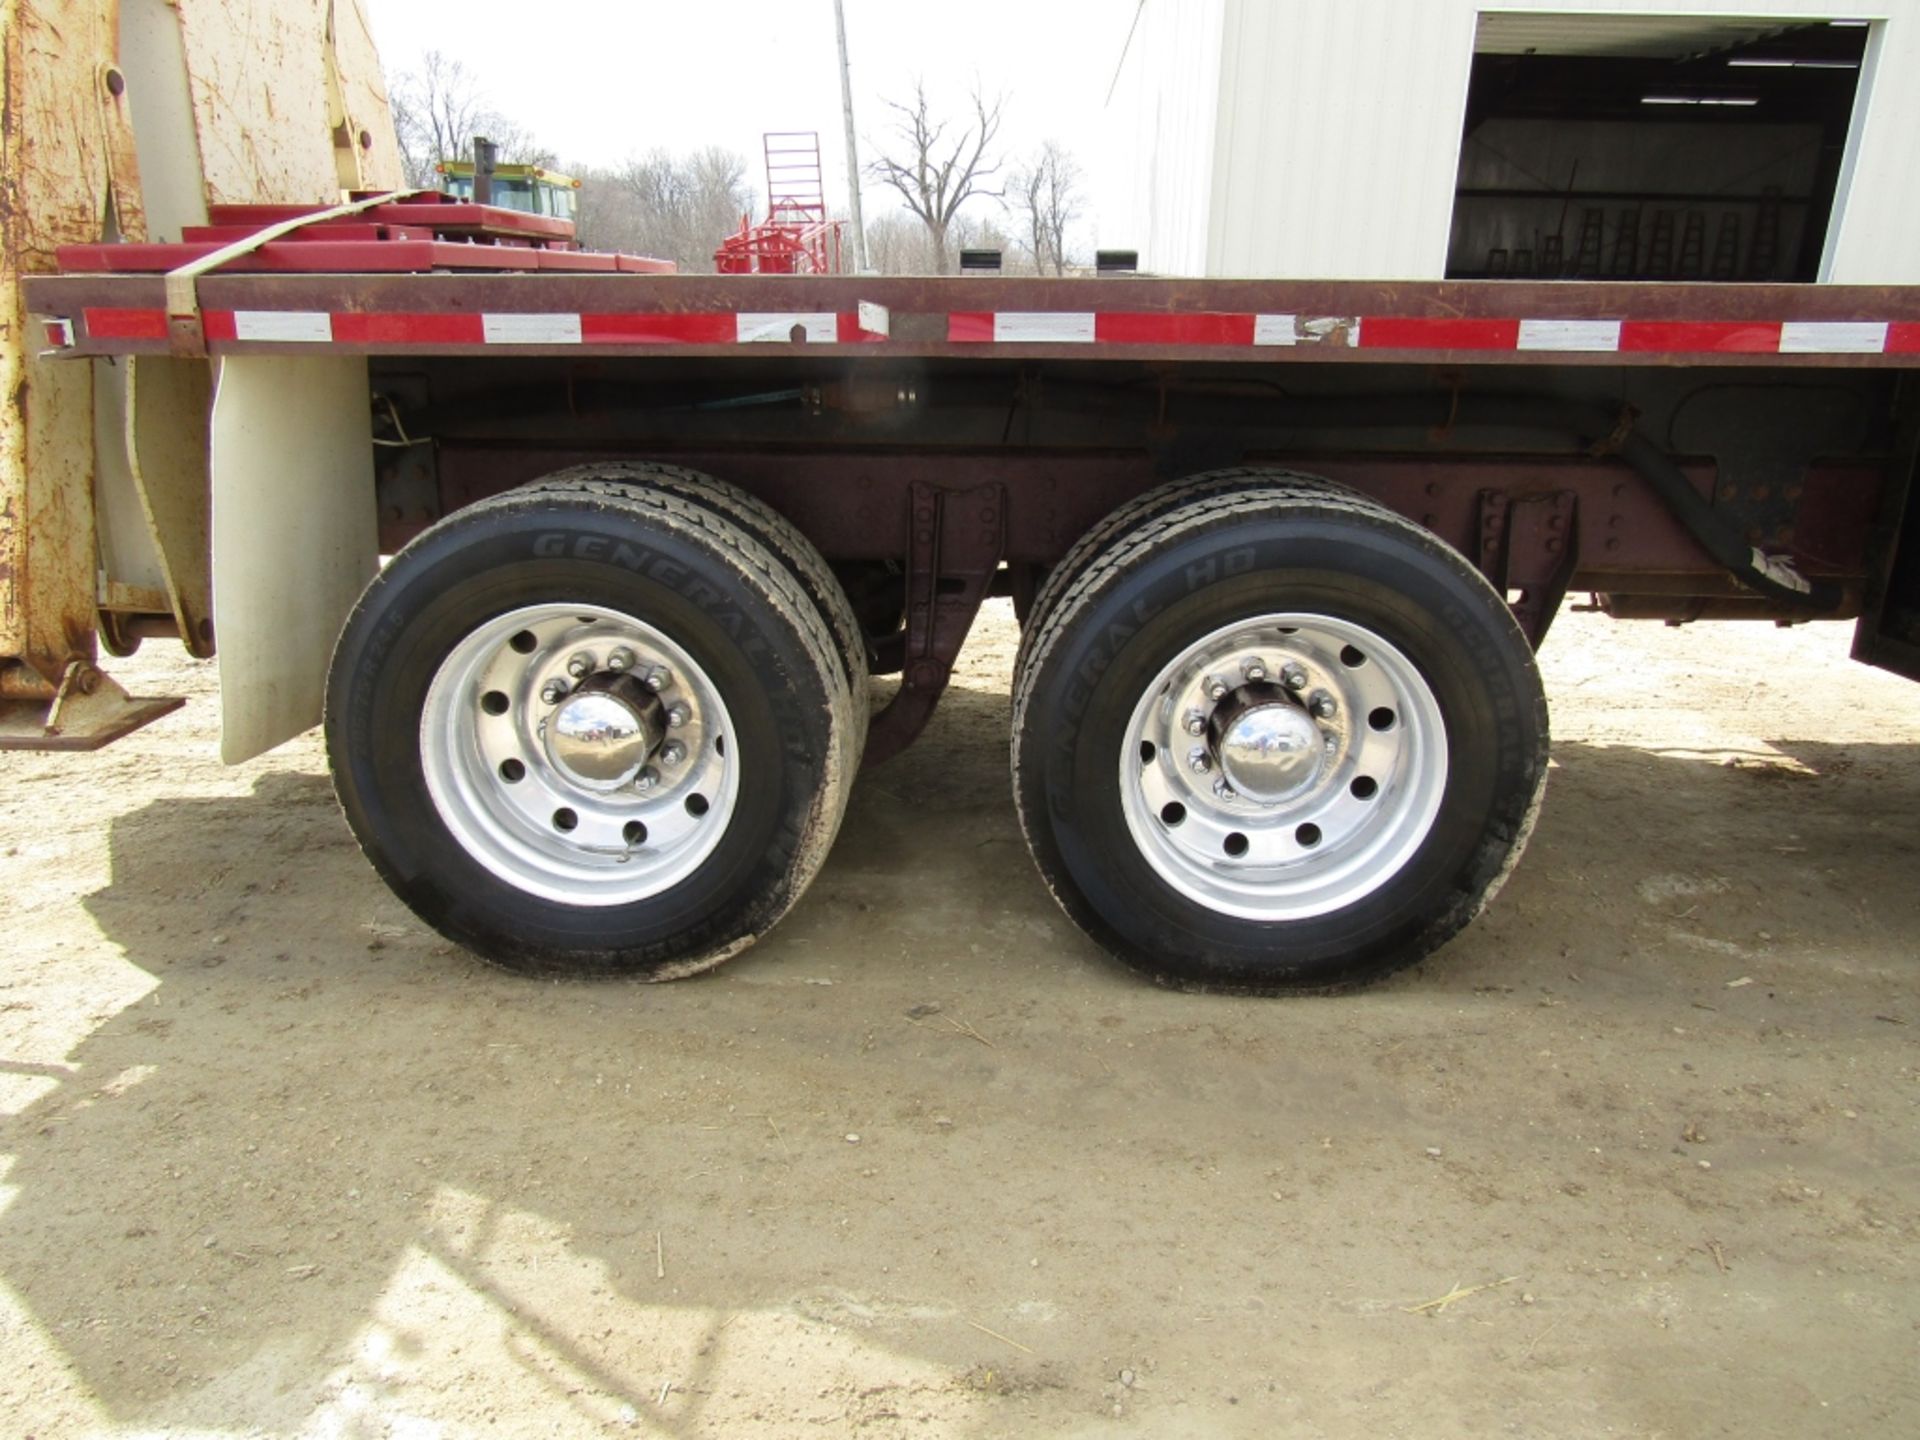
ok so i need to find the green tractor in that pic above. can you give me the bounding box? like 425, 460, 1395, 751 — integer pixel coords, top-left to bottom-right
437, 145, 579, 222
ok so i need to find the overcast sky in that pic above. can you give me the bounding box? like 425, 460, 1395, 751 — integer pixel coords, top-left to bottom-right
366, 0, 1139, 250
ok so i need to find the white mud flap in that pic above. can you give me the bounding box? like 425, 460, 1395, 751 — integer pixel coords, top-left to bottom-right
210, 354, 378, 763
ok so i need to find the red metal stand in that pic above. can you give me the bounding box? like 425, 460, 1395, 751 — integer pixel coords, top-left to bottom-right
714, 133, 849, 276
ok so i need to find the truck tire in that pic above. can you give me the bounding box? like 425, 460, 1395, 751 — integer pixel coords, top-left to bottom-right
1015, 468, 1361, 684
1012, 481, 1548, 993
325, 476, 859, 978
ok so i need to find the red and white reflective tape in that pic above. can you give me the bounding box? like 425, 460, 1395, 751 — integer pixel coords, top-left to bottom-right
75, 307, 892, 346
65, 304, 1920, 356
947, 310, 1920, 355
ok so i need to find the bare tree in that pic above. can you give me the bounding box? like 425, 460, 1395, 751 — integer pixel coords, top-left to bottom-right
858, 209, 1024, 275
1006, 140, 1082, 275
572, 148, 755, 272
388, 50, 552, 187
866, 81, 1004, 274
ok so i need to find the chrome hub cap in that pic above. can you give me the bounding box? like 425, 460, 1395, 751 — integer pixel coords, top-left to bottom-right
420, 603, 738, 906
1120, 613, 1447, 921
1213, 688, 1324, 803
546, 674, 665, 790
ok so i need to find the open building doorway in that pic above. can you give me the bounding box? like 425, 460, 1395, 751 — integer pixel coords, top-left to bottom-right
1447, 14, 1870, 282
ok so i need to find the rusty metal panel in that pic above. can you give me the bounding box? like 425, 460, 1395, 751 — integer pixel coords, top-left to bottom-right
5, 359, 100, 675
1, 0, 122, 686
1, 0, 200, 749
0, 658, 183, 749
99, 29, 149, 243
174, 0, 402, 207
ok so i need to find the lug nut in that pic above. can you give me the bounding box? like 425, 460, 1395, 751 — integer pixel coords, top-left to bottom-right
540, 678, 571, 705
643, 665, 672, 693
1183, 711, 1208, 737
1188, 748, 1211, 775
1212, 776, 1236, 800
666, 702, 690, 728
1309, 690, 1338, 720
633, 766, 661, 792
1242, 659, 1267, 682
566, 652, 595, 679
660, 740, 687, 766
1280, 663, 1308, 691
606, 647, 636, 673
1205, 677, 1230, 702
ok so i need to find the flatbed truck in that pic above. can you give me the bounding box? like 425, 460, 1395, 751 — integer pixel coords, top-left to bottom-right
5, 4, 1918, 992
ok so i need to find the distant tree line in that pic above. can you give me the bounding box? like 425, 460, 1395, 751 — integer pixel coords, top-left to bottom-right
572, 151, 756, 273
387, 57, 1082, 275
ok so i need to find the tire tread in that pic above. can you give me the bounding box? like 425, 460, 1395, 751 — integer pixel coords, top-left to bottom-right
1015, 468, 1364, 682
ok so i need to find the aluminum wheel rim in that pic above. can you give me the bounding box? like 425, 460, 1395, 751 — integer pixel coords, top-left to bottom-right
1119, 612, 1447, 921
420, 603, 739, 906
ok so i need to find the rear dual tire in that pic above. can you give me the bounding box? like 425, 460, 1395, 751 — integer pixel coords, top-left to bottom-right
325, 468, 862, 978
1014, 474, 1548, 993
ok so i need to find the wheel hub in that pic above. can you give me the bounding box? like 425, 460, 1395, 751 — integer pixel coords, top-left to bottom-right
1211, 686, 1324, 803
547, 672, 665, 790
1118, 613, 1448, 921
419, 603, 738, 906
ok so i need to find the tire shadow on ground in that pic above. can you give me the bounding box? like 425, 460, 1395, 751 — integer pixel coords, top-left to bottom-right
0, 727, 1913, 1434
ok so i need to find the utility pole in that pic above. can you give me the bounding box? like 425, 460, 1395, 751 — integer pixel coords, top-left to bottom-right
832, 0, 869, 272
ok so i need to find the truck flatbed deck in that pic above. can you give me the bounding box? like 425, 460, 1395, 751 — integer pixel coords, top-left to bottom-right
17, 259, 1920, 991
29, 273, 1920, 364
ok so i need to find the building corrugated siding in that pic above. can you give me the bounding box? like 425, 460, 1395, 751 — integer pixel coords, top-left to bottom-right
1824, 15, 1920, 282
1104, 0, 1225, 274
1206, 0, 1471, 279
1113, 1, 1920, 283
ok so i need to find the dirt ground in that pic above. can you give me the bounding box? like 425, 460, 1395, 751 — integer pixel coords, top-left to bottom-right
2, 601, 1917, 1439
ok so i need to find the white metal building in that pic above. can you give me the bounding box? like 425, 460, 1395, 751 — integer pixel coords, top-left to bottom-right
1104, 2, 1920, 282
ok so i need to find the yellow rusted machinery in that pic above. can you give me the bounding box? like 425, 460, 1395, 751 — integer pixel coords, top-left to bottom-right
0, 0, 401, 748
